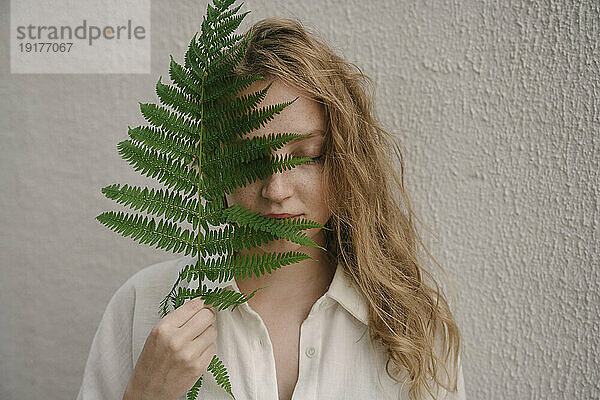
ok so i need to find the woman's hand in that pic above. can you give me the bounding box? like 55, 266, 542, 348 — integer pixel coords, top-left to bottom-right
123, 297, 218, 400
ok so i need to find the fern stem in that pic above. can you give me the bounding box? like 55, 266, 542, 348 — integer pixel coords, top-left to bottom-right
198, 66, 206, 267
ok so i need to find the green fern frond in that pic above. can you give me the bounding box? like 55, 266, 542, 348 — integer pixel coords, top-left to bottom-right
224, 204, 323, 249
179, 262, 206, 283
186, 376, 202, 400
201, 80, 272, 125
116, 139, 199, 196
205, 250, 315, 283
209, 14, 249, 48
208, 355, 235, 398
203, 36, 249, 85
172, 284, 259, 312
167, 250, 315, 289
173, 286, 200, 308
100, 183, 195, 224
159, 270, 183, 319
202, 132, 312, 174
206, 99, 297, 143
198, 224, 276, 256
97, 1, 331, 398
200, 285, 262, 311
186, 33, 209, 79
220, 80, 273, 116
212, 2, 243, 24
202, 74, 265, 104
96, 211, 197, 256
127, 124, 196, 167
168, 55, 204, 98
155, 77, 202, 121
201, 153, 315, 200
139, 102, 202, 140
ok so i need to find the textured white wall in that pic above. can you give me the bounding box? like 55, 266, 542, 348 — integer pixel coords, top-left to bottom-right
1, 1, 598, 399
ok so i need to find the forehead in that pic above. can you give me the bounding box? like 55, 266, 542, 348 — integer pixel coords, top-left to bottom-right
239, 78, 326, 140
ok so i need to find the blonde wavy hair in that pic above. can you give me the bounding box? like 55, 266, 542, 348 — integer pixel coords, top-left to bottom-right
232, 17, 461, 399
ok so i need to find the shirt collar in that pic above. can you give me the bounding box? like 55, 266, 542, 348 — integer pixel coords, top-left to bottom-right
182, 255, 369, 326
326, 258, 369, 325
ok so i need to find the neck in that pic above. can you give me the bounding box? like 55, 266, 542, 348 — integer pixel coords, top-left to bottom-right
234, 245, 336, 314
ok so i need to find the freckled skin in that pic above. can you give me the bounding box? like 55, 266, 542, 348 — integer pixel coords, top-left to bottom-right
225, 77, 331, 257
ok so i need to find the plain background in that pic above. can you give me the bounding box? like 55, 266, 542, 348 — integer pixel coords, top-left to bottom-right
1, 0, 598, 399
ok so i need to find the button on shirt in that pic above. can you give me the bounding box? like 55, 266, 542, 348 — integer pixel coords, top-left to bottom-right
76, 255, 466, 400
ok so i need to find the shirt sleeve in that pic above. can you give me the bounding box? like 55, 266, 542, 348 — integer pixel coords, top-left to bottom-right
76, 277, 136, 400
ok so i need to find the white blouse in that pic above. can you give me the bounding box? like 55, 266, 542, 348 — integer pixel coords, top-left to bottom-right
76, 255, 466, 400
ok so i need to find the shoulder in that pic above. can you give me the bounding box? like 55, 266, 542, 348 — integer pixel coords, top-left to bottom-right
115, 256, 195, 363
124, 255, 188, 293
128, 255, 190, 287
105, 255, 191, 320
76, 257, 192, 399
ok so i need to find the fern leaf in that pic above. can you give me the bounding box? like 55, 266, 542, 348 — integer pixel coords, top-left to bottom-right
168, 55, 203, 98
155, 77, 202, 121
202, 153, 315, 200
201, 80, 271, 126
139, 103, 202, 141
201, 285, 261, 311
100, 183, 197, 225
127, 124, 197, 171
208, 355, 235, 398
198, 224, 276, 257
224, 204, 324, 248
204, 36, 249, 86
207, 250, 315, 282
96, 211, 197, 256
202, 132, 312, 176
116, 139, 199, 196
186, 376, 202, 400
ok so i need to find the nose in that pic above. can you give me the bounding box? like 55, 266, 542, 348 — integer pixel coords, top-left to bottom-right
261, 168, 294, 202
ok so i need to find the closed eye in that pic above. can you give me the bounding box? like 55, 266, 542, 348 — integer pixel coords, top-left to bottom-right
304, 154, 324, 164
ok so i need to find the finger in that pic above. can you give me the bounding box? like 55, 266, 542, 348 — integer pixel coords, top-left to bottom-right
193, 332, 218, 364
179, 307, 216, 342
161, 296, 208, 328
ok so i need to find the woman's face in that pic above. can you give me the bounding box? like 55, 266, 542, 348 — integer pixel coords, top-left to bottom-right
224, 77, 330, 252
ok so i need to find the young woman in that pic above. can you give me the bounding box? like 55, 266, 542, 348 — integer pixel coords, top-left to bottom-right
77, 17, 465, 400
